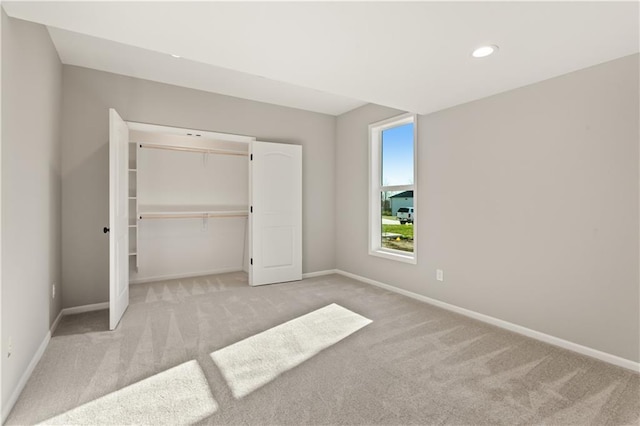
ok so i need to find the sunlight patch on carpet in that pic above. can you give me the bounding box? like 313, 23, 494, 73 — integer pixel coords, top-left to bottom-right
211, 303, 372, 398
38, 360, 217, 425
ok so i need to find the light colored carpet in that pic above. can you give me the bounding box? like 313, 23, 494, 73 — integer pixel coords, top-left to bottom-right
5, 272, 640, 425
211, 303, 371, 398
37, 360, 217, 425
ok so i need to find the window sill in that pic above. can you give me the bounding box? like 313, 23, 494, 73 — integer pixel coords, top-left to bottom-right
369, 248, 416, 264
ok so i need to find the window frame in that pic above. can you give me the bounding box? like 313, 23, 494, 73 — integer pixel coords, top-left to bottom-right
368, 112, 418, 264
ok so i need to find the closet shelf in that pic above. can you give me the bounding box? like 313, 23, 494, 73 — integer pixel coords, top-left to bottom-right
138, 142, 248, 157
138, 205, 249, 220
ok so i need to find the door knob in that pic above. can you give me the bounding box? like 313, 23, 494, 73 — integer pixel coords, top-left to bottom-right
103, 227, 110, 234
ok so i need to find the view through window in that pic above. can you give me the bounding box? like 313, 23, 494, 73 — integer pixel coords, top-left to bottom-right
370, 114, 416, 262
381, 123, 414, 252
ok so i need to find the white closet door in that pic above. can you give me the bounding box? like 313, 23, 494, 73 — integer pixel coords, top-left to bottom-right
109, 109, 129, 329
250, 141, 302, 286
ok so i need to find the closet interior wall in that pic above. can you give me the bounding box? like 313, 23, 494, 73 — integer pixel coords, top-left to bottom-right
129, 129, 251, 283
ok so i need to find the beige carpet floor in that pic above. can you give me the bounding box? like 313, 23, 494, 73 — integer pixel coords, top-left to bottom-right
6, 272, 640, 425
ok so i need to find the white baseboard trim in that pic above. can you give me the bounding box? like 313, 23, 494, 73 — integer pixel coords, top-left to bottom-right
2, 330, 51, 423
302, 269, 338, 279
132, 268, 337, 284
129, 267, 243, 284
2, 304, 90, 422
335, 269, 640, 372
50, 309, 64, 334
61, 301, 109, 316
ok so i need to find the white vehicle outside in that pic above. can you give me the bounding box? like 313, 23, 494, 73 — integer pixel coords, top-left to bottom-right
396, 207, 414, 225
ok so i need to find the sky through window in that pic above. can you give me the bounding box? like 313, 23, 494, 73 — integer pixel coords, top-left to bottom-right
382, 123, 414, 186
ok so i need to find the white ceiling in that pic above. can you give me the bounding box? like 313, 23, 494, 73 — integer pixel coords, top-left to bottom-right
46, 27, 366, 115
3, 1, 639, 116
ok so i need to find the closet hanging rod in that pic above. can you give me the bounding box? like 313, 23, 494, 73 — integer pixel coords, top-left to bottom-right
139, 213, 249, 220
137, 142, 249, 157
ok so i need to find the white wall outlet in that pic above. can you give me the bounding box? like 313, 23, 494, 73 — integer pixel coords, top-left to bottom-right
52, 283, 56, 299
8, 336, 13, 358
436, 269, 444, 282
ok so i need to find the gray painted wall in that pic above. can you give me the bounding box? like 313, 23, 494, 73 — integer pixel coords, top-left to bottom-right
1, 12, 63, 412
61, 65, 336, 308
336, 54, 639, 362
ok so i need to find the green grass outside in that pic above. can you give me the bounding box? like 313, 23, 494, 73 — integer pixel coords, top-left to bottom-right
382, 224, 413, 239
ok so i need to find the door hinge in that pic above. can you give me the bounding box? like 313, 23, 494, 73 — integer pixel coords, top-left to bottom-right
250, 206, 253, 213
250, 258, 253, 265
250, 154, 253, 161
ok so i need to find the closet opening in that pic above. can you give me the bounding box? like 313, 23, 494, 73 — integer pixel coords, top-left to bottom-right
108, 111, 302, 329
128, 123, 253, 284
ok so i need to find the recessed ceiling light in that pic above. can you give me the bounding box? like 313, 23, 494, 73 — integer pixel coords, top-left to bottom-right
472, 45, 498, 58
171, 54, 181, 58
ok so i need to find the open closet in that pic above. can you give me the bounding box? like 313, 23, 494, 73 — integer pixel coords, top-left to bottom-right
108, 109, 302, 329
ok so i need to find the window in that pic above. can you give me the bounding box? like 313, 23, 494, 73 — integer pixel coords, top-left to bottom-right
369, 113, 417, 263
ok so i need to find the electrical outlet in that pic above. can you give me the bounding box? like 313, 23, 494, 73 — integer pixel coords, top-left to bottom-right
8, 336, 13, 358
52, 283, 56, 299
436, 269, 444, 282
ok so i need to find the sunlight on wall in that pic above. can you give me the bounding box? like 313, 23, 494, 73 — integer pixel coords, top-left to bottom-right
211, 303, 372, 398
38, 360, 217, 425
